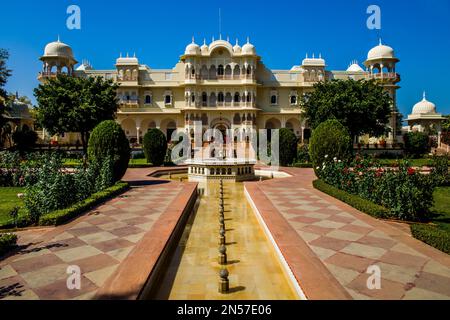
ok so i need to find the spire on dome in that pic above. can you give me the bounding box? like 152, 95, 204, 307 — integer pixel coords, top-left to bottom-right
57, 35, 60, 42
379, 38, 382, 45
246, 36, 250, 44
203, 38, 206, 45
192, 36, 195, 43
226, 35, 229, 42
235, 38, 239, 46
423, 91, 427, 101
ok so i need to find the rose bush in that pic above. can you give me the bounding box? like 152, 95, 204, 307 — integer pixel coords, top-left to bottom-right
317, 155, 435, 221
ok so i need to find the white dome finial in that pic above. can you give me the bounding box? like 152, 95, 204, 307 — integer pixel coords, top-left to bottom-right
203, 38, 206, 45
236, 38, 239, 45
247, 36, 250, 44
423, 91, 426, 101
379, 38, 382, 45
192, 36, 195, 44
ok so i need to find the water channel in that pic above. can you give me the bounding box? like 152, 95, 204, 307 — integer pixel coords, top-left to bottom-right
152, 173, 300, 300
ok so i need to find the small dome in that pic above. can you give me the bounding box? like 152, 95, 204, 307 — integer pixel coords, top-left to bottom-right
185, 39, 201, 55
43, 38, 74, 59
412, 92, 437, 114
347, 61, 364, 72
242, 38, 256, 55
233, 39, 242, 54
76, 60, 93, 71
200, 40, 209, 54
367, 40, 395, 60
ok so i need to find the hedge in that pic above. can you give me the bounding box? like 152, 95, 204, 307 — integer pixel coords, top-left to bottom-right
293, 163, 313, 168
313, 179, 390, 219
0, 233, 18, 256
39, 182, 129, 226
410, 224, 450, 255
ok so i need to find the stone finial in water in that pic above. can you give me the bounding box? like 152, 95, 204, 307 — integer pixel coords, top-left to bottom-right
219, 268, 229, 293
219, 244, 227, 265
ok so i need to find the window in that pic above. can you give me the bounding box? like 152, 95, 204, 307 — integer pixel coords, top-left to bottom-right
165, 95, 172, 104
217, 65, 224, 76
191, 68, 195, 76
202, 92, 207, 103
246, 94, 251, 102
290, 95, 297, 105
270, 95, 277, 105
191, 94, 195, 103
234, 92, 240, 103
145, 95, 152, 104
218, 92, 224, 102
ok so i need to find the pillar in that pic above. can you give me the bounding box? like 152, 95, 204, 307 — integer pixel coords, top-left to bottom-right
136, 127, 140, 144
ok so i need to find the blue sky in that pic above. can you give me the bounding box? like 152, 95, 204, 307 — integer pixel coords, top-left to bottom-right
1, 0, 449, 118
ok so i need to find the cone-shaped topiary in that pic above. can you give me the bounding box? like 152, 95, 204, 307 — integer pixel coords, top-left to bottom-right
310, 119, 352, 174
87, 120, 130, 182
279, 128, 298, 166
143, 129, 167, 166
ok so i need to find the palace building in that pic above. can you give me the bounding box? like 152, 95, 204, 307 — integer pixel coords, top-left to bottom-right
38, 37, 401, 145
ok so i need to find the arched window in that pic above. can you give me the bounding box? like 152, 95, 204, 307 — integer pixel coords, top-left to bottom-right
246, 93, 251, 102
218, 92, 224, 102
145, 95, 152, 104
202, 92, 207, 105
217, 65, 224, 76
191, 94, 195, 103
234, 92, 240, 103
271, 95, 277, 105
247, 67, 251, 75
290, 95, 297, 105
191, 68, 195, 76
227, 168, 232, 175
165, 95, 172, 104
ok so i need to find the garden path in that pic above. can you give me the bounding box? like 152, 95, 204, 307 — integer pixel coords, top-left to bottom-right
245, 168, 450, 300
0, 168, 196, 300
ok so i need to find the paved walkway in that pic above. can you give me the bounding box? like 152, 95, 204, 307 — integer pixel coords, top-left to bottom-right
245, 168, 450, 300
0, 168, 196, 300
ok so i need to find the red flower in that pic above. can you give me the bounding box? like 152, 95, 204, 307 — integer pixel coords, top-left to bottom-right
407, 167, 415, 175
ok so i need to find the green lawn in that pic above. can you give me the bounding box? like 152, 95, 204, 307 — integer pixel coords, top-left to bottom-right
0, 187, 26, 227
377, 158, 436, 167
430, 186, 450, 233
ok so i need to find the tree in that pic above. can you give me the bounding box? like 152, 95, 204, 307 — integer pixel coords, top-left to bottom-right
34, 74, 119, 153
143, 129, 167, 166
0, 49, 12, 148
403, 132, 430, 158
0, 49, 12, 100
301, 79, 392, 140
279, 128, 298, 166
12, 126, 38, 154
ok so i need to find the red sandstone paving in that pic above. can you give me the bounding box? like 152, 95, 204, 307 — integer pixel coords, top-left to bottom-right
245, 167, 450, 300
0, 167, 194, 300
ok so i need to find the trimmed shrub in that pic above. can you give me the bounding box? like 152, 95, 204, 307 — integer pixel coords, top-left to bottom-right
279, 128, 298, 166
411, 224, 450, 255
0, 233, 18, 256
313, 179, 390, 219
403, 131, 430, 158
310, 119, 352, 174
296, 144, 310, 163
143, 129, 167, 166
87, 120, 131, 182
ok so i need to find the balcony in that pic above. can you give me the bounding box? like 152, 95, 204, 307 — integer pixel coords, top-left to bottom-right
367, 72, 400, 83
119, 99, 139, 108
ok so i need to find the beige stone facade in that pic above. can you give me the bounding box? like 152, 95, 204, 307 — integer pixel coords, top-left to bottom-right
38, 37, 401, 145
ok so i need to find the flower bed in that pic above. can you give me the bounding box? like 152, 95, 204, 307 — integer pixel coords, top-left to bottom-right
39, 181, 129, 226
316, 155, 436, 221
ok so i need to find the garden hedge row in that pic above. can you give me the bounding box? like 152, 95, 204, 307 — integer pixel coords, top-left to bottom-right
0, 233, 18, 256
293, 163, 313, 168
312, 179, 390, 219
410, 224, 450, 255
39, 182, 129, 226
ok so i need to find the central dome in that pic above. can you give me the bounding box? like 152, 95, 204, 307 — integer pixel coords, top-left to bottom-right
412, 93, 437, 114
43, 39, 74, 59
185, 40, 201, 55
242, 40, 256, 55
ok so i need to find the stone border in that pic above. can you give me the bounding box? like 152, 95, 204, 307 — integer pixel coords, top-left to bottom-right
244, 181, 351, 300
94, 168, 197, 300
